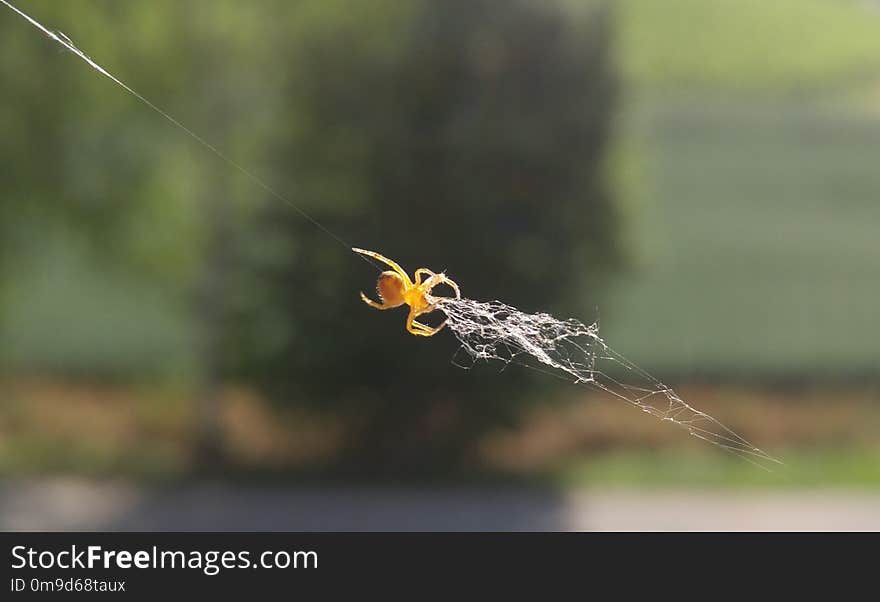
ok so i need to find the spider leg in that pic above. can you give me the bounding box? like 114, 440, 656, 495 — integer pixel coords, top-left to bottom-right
422, 273, 461, 300
359, 291, 396, 310
414, 268, 437, 285
410, 318, 448, 336
406, 309, 447, 337
352, 248, 413, 286
406, 306, 449, 336
444, 275, 461, 299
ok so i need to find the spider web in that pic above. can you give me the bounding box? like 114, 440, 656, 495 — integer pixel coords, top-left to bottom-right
437, 297, 780, 468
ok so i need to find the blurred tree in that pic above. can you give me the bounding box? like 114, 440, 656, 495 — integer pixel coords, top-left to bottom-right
229, 0, 623, 476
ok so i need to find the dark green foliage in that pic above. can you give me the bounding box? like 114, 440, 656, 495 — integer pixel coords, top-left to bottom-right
230, 0, 622, 475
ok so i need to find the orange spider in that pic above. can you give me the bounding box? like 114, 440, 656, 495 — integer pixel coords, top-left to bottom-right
353, 248, 461, 337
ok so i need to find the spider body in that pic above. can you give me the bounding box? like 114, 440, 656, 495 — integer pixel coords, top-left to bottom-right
353, 248, 461, 337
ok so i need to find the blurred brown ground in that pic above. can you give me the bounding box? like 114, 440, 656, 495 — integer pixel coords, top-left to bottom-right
2, 377, 878, 477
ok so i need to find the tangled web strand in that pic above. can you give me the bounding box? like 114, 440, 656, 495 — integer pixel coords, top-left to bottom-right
437, 297, 780, 468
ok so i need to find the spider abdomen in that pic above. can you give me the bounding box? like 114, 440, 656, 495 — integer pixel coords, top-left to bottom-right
377, 271, 406, 307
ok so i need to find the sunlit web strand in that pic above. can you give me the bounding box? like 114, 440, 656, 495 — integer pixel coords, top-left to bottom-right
0, 0, 384, 273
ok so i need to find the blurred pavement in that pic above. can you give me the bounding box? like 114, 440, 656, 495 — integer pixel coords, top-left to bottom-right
1, 479, 878, 531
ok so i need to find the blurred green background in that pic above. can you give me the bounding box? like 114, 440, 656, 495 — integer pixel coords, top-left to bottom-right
1, 0, 879, 510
